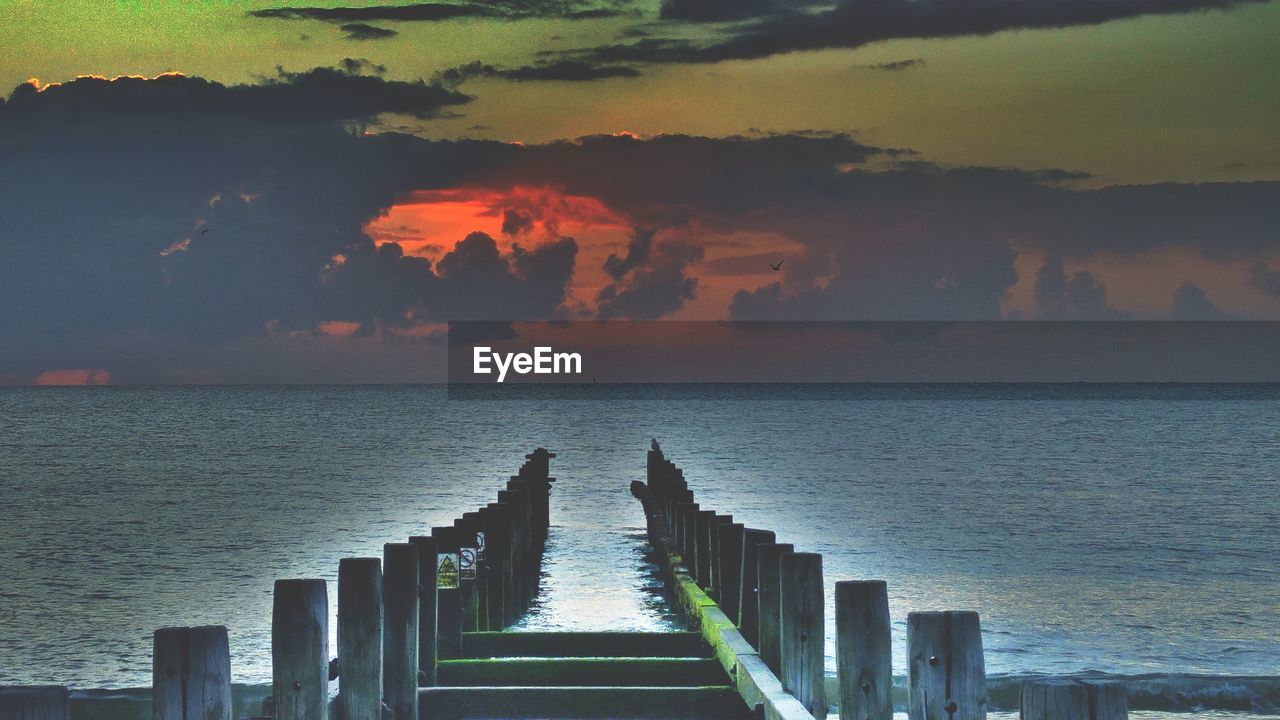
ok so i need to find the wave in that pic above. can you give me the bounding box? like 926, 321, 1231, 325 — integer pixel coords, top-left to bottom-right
820, 674, 1280, 715
985, 674, 1280, 714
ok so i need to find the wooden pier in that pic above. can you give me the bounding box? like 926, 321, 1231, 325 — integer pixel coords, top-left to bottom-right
1, 445, 1129, 720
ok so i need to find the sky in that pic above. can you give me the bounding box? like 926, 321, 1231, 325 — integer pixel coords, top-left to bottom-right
1, 0, 1278, 383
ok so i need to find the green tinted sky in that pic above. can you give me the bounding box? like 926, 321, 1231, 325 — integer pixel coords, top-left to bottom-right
3, 0, 1277, 184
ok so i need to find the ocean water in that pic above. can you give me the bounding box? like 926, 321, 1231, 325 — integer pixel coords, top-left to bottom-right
0, 385, 1276, 713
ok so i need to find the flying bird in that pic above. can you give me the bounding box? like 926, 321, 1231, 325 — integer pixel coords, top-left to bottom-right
200, 227, 210, 235
769, 260, 784, 271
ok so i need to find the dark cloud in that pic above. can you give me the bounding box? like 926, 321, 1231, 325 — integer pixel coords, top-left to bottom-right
658, 0, 824, 22
249, 1, 629, 23
1033, 256, 1126, 320
865, 58, 924, 71
0, 71, 566, 378
597, 240, 704, 319
4, 68, 1280, 379
1, 62, 468, 123
603, 226, 656, 280
502, 208, 535, 236
1169, 282, 1234, 320
441, 60, 640, 83
559, 0, 1265, 65
341, 23, 399, 40
1250, 262, 1280, 298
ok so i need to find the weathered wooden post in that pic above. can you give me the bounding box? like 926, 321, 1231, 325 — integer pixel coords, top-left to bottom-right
716, 523, 745, 621
453, 517, 481, 632
907, 611, 986, 720
408, 536, 439, 686
337, 559, 383, 720
757, 542, 794, 675
1020, 679, 1127, 720
463, 511, 489, 631
682, 505, 701, 559
836, 581, 892, 720
484, 503, 513, 628
497, 488, 527, 614
708, 514, 734, 596
737, 529, 776, 647
780, 553, 825, 719
432, 527, 463, 659
0, 687, 69, 720
673, 502, 697, 552
694, 510, 715, 586
383, 543, 419, 720
272, 579, 328, 720
153, 625, 232, 720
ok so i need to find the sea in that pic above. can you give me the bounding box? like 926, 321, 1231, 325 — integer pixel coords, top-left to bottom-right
0, 385, 1276, 717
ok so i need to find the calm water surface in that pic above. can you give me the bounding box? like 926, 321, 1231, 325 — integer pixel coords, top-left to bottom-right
0, 385, 1276, 708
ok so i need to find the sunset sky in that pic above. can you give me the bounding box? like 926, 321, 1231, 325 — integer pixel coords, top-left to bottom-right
1, 0, 1278, 383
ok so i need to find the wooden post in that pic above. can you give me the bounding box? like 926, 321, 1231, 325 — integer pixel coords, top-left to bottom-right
497, 489, 527, 615
464, 511, 489, 632
907, 611, 986, 720
681, 504, 701, 558
780, 553, 825, 719
153, 626, 232, 720
0, 687, 68, 720
836, 581, 892, 720
272, 579, 328, 720
383, 543, 419, 720
708, 515, 733, 598
757, 542, 794, 675
454, 517, 481, 633
338, 558, 383, 720
716, 523, 745, 623
432, 527, 463, 659
737, 529, 776, 648
694, 510, 715, 586
408, 536, 439, 686
484, 503, 513, 629
1020, 679, 1127, 720
673, 502, 697, 553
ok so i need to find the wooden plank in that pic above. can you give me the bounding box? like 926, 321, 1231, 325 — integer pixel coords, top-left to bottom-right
907, 611, 986, 720
408, 536, 439, 686
460, 631, 709, 658
756, 543, 793, 675
1020, 679, 1127, 720
0, 686, 69, 720
835, 581, 891, 720
437, 658, 727, 687
338, 558, 383, 720
716, 524, 746, 624
779, 553, 825, 719
418, 686, 750, 720
153, 626, 232, 720
738, 529, 776, 648
272, 579, 328, 720
383, 543, 419, 720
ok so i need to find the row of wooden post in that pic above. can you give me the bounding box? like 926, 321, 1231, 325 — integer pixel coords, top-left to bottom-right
644, 446, 1128, 720
14, 448, 556, 720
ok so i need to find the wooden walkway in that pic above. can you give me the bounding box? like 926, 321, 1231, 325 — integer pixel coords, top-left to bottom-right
0, 446, 1129, 720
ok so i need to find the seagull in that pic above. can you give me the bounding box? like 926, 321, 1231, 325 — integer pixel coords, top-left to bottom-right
769, 260, 784, 271
200, 227, 210, 235
651, 438, 661, 452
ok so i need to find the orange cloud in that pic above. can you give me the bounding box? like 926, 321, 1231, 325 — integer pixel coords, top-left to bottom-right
33, 369, 112, 386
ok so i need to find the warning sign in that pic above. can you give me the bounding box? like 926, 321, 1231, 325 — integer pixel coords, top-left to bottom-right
437, 553, 459, 589
459, 547, 477, 580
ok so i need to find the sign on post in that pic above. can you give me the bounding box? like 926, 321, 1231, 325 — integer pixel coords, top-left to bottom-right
437, 553, 459, 589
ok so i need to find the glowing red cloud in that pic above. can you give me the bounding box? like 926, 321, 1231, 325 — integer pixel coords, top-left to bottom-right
34, 369, 112, 386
